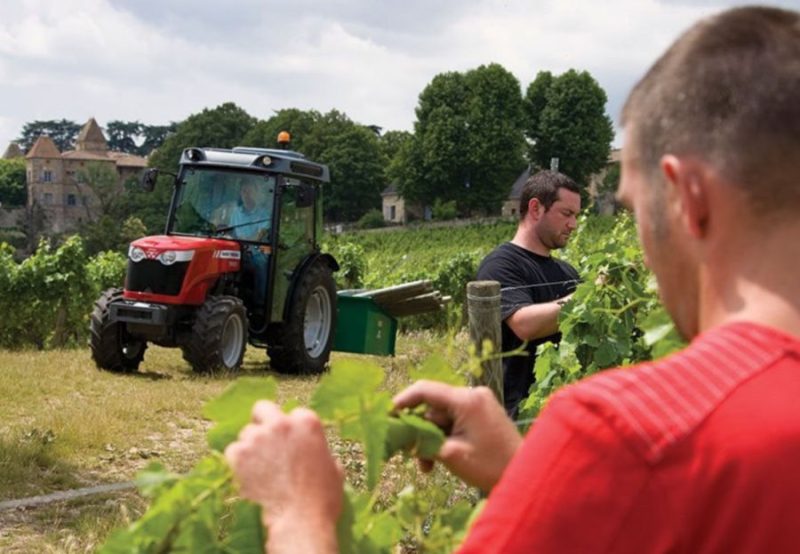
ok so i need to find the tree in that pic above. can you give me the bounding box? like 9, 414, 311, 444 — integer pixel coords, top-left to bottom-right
106, 120, 143, 153
378, 130, 412, 171
391, 64, 527, 215
316, 117, 385, 222
246, 109, 387, 222
17, 119, 81, 152
0, 158, 27, 207
524, 70, 614, 188
242, 108, 319, 152
75, 162, 134, 254
139, 123, 177, 156
131, 103, 257, 233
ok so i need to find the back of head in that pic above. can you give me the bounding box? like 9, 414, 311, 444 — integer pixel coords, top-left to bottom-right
623, 6, 800, 215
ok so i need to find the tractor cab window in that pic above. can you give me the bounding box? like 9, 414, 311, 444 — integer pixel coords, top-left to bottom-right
171, 168, 276, 243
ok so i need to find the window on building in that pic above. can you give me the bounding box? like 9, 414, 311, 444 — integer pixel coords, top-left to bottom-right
390, 205, 396, 221
43, 193, 53, 205
42, 170, 53, 182
67, 194, 77, 206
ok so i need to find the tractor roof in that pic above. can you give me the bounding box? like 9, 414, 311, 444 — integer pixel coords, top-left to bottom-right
179, 146, 330, 183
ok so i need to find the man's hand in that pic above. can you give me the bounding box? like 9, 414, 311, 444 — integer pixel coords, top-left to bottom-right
225, 401, 343, 554
393, 381, 522, 492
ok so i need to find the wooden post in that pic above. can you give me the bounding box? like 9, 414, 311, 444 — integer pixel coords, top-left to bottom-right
467, 280, 503, 404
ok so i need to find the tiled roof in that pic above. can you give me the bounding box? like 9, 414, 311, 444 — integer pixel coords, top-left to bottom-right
62, 150, 110, 161
76, 117, 108, 151
26, 136, 61, 159
381, 183, 398, 196
109, 151, 148, 168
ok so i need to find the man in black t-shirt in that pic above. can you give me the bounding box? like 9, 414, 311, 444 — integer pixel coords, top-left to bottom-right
477, 170, 581, 418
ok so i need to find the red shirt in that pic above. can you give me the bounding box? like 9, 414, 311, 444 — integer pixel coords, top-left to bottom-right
459, 322, 800, 553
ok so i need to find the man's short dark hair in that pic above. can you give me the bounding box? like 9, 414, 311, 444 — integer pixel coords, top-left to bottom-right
519, 170, 580, 218
622, 6, 800, 215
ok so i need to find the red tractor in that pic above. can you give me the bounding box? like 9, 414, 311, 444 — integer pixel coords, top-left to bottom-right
89, 140, 338, 374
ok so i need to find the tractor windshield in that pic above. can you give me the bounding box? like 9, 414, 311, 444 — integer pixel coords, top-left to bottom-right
170, 168, 276, 243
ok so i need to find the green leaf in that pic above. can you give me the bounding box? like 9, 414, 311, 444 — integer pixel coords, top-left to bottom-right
135, 462, 179, 498
384, 412, 445, 460
311, 359, 385, 421
594, 341, 617, 367
222, 501, 265, 554
410, 353, 465, 385
203, 377, 277, 451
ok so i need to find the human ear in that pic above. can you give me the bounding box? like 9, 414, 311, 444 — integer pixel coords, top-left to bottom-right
660, 155, 710, 239
527, 198, 543, 219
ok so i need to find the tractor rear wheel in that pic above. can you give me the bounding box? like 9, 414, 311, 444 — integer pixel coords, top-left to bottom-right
182, 296, 248, 373
90, 288, 147, 373
267, 262, 336, 374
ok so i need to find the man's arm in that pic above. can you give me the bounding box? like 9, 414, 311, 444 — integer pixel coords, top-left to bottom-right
225, 402, 343, 554
505, 294, 571, 341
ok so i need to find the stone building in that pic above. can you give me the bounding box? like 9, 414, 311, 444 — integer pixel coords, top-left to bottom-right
25, 118, 147, 233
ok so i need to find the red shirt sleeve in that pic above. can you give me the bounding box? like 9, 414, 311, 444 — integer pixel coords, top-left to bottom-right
457, 392, 662, 554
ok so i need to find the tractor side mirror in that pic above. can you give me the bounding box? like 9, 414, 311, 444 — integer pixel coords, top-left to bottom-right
296, 185, 315, 208
140, 168, 159, 193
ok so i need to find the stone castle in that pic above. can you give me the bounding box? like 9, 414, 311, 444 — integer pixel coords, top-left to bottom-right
3, 118, 147, 234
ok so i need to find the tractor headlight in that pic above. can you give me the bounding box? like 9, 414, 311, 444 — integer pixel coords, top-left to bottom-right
129, 245, 146, 263
159, 250, 177, 265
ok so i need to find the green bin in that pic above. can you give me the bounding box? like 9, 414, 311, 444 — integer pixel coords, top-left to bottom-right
334, 293, 397, 356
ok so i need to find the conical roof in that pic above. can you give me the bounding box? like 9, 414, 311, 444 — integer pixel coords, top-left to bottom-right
26, 136, 61, 159
2, 142, 23, 159
76, 117, 108, 152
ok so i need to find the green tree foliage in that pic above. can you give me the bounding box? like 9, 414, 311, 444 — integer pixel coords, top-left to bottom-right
17, 119, 82, 152
106, 120, 143, 154
132, 103, 257, 233
392, 64, 526, 216
378, 130, 412, 170
245, 108, 386, 222
139, 123, 178, 156
316, 114, 385, 222
524, 70, 614, 187
0, 158, 27, 206
242, 108, 319, 151
70, 162, 146, 255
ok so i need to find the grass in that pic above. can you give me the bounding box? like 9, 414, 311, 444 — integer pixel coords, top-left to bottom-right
0, 329, 470, 553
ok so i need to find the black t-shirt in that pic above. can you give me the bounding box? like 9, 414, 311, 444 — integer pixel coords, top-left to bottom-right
476, 242, 579, 414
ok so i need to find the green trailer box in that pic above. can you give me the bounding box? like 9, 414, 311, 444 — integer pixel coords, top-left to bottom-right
334, 293, 397, 356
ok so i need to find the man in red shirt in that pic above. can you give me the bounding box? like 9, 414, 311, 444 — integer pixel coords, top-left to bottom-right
225, 6, 800, 552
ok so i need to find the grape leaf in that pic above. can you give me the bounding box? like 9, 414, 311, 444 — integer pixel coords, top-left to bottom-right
410, 353, 465, 385
222, 501, 265, 554
203, 377, 277, 451
384, 412, 445, 460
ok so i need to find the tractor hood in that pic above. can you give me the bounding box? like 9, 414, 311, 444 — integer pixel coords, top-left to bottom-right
128, 235, 242, 265
124, 235, 243, 305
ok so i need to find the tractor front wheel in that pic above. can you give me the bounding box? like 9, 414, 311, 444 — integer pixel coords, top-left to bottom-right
182, 296, 248, 373
267, 262, 336, 374
90, 288, 147, 373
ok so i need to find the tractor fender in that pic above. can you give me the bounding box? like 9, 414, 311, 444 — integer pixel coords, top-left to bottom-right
282, 253, 339, 320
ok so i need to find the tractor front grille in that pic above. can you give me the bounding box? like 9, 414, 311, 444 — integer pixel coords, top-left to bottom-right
125, 260, 190, 296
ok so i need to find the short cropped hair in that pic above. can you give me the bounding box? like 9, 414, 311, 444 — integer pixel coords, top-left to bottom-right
622, 6, 800, 213
519, 170, 580, 218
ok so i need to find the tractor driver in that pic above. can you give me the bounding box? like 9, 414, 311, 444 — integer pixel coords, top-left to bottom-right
231, 179, 272, 320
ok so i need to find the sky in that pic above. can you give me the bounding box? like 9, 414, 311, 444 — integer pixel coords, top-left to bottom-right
0, 0, 796, 151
